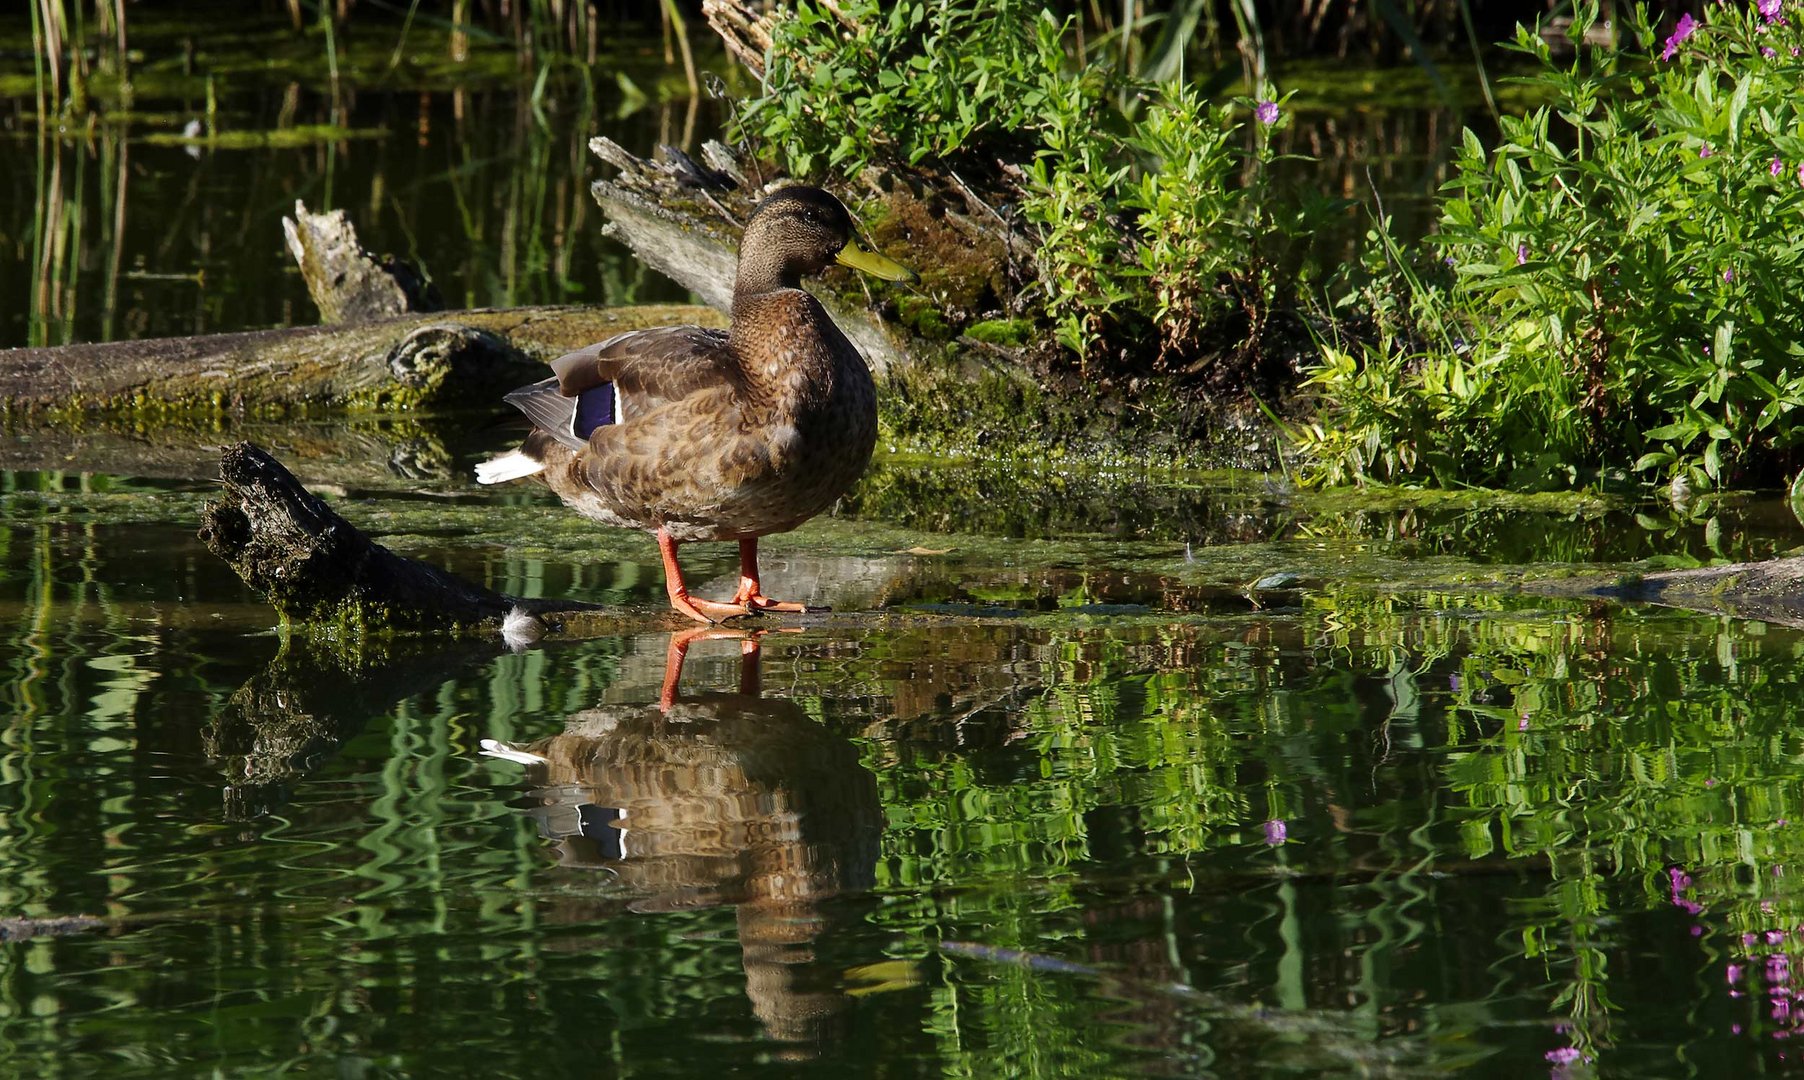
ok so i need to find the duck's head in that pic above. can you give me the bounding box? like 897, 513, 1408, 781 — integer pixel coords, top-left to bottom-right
736, 185, 917, 295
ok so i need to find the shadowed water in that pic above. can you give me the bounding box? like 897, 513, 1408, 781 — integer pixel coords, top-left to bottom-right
3, 452, 1803, 1077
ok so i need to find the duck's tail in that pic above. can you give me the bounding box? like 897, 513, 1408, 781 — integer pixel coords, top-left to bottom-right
474, 451, 545, 484
474, 374, 620, 485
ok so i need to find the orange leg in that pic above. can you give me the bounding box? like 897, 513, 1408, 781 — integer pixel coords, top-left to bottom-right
658, 527, 749, 624
728, 537, 816, 613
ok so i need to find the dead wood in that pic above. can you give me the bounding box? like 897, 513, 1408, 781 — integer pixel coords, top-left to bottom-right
197, 441, 603, 630
1533, 556, 1804, 629
0, 304, 725, 417
282, 200, 442, 323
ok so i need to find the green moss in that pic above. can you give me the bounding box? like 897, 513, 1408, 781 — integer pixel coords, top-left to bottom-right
963, 319, 1034, 346
895, 296, 952, 340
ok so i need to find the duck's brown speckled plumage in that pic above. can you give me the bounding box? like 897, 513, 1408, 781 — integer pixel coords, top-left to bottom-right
481, 185, 911, 622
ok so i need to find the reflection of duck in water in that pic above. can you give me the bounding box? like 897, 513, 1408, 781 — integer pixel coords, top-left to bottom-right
482, 629, 881, 1047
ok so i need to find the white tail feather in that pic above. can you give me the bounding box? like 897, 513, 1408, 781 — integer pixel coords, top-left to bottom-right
479, 738, 548, 766
475, 451, 544, 485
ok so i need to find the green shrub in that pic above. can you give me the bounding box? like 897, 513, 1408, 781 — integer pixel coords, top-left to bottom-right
1299, 1, 1804, 490
737, 1, 1320, 376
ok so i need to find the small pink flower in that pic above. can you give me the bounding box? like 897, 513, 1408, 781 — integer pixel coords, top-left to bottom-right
1774, 156, 1786, 177
1517, 244, 1528, 265
1798, 161, 1804, 188
1724, 268, 1735, 283
1760, 0, 1783, 20
1764, 46, 1779, 57
1662, 12, 1699, 59
1732, 963, 1746, 983
1545, 1047, 1582, 1064
1700, 144, 1715, 159
1263, 819, 1287, 844
1255, 100, 1280, 125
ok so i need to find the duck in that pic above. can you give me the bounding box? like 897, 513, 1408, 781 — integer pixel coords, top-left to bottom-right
475, 185, 916, 623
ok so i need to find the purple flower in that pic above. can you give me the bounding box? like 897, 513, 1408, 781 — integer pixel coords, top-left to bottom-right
1765, 45, 1779, 57
1517, 244, 1529, 265
1263, 819, 1287, 844
1731, 963, 1746, 984
1760, 0, 1784, 21
1798, 161, 1804, 187
1700, 144, 1715, 159
1724, 267, 1735, 283
1775, 156, 1786, 176
1546, 1047, 1583, 1065
1662, 12, 1698, 59
1255, 100, 1280, 125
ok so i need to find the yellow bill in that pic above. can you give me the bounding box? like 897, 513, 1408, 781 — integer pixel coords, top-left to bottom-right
836, 241, 919, 283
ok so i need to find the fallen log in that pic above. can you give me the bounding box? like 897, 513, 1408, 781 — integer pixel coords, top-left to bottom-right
1539, 556, 1804, 629
0, 304, 726, 417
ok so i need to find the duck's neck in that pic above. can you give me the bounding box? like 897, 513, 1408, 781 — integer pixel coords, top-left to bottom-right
728, 288, 838, 416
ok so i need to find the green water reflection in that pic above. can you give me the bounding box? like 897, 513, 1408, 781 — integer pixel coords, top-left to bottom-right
2, 466, 1802, 1076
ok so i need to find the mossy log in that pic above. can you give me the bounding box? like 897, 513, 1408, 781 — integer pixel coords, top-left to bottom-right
197, 441, 610, 631
0, 304, 726, 417
1537, 557, 1804, 629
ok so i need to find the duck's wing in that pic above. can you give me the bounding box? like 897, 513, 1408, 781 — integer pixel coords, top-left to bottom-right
550, 326, 734, 412
500, 326, 734, 454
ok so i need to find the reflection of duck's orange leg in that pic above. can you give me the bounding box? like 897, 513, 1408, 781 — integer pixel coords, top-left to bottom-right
658, 527, 750, 624
660, 625, 751, 710
738, 635, 762, 697
730, 538, 819, 613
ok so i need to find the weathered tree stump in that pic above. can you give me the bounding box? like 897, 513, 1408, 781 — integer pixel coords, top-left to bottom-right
197, 441, 602, 631
282, 200, 442, 324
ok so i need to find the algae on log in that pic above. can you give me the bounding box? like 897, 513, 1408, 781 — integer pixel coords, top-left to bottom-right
1535, 557, 1804, 630
198, 441, 606, 632
0, 305, 726, 417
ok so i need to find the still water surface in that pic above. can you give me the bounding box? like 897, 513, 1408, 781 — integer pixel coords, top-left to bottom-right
3, 446, 1802, 1076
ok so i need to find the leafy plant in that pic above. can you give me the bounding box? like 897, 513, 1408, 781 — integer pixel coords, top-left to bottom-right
739, 1, 1322, 380
1299, 1, 1804, 490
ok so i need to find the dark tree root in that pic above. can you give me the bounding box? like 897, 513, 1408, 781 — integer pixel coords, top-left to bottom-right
198, 441, 602, 632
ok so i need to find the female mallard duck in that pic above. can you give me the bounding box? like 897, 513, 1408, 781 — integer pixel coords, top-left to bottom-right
475, 185, 915, 623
